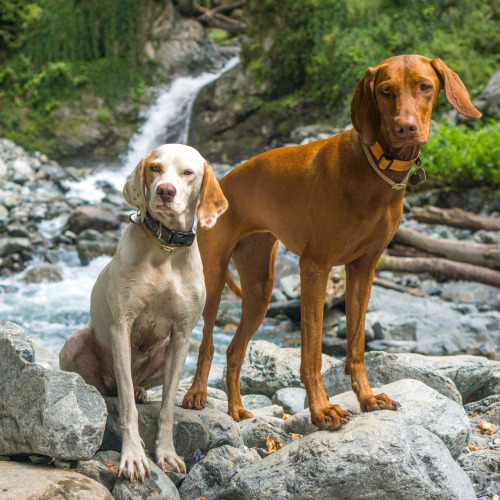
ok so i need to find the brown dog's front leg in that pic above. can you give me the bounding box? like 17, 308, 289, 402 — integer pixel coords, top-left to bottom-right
345, 253, 400, 412
300, 257, 352, 430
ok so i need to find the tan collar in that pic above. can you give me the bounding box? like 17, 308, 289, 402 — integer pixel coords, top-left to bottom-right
369, 141, 420, 172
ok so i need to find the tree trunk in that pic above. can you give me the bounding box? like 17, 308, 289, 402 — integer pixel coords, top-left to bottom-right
377, 255, 500, 288
410, 206, 500, 231
394, 226, 500, 270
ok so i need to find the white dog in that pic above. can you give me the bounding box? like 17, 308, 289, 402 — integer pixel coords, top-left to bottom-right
60, 144, 228, 481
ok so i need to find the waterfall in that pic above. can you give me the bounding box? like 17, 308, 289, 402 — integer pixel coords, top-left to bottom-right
67, 55, 240, 203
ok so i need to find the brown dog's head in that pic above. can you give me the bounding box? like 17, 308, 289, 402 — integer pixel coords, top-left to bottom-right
123, 144, 228, 229
351, 55, 482, 148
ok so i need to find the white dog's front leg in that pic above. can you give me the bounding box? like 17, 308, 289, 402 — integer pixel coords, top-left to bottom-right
109, 322, 151, 482
155, 330, 191, 474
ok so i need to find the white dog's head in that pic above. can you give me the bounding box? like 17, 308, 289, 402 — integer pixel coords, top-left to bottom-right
123, 144, 228, 229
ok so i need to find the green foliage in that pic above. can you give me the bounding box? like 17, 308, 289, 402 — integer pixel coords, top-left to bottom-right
246, 0, 500, 111
421, 121, 500, 189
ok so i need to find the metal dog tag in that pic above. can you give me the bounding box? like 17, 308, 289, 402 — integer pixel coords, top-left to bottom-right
129, 211, 141, 224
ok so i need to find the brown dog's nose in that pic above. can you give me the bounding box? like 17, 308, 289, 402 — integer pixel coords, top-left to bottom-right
395, 116, 418, 138
157, 183, 176, 201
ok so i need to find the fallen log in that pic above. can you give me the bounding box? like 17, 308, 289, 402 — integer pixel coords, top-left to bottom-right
377, 255, 500, 288
394, 226, 500, 270
410, 205, 500, 231
372, 276, 425, 296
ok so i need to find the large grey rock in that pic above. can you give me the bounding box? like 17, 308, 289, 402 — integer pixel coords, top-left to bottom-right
65, 205, 121, 235
285, 379, 470, 458
465, 394, 500, 426
477, 360, 500, 398
0, 322, 107, 460
241, 394, 272, 410
102, 398, 241, 466
0, 461, 113, 499
76, 229, 118, 265
367, 285, 499, 356
474, 70, 500, 117
322, 351, 462, 404
395, 353, 491, 399
179, 445, 261, 500
458, 450, 500, 500
112, 458, 180, 500
31, 337, 60, 370
239, 417, 293, 450
228, 340, 339, 397
271, 387, 306, 415
0, 237, 31, 257
76, 450, 121, 491
220, 412, 475, 500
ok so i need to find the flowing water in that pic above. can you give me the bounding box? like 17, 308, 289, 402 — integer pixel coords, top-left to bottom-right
0, 56, 241, 375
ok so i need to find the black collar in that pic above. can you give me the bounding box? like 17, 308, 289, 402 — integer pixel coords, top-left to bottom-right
129, 210, 196, 248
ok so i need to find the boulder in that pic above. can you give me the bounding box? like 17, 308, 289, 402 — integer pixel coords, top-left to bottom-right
458, 450, 500, 500
65, 206, 121, 235
23, 263, 63, 284
179, 445, 261, 500
271, 387, 306, 415
0, 322, 107, 460
239, 417, 293, 450
241, 394, 272, 410
395, 353, 491, 400
322, 351, 462, 404
76, 229, 118, 265
31, 337, 60, 370
102, 398, 242, 466
0, 461, 113, 499
220, 412, 475, 500
0, 237, 31, 258
285, 379, 470, 459
228, 340, 339, 397
76, 450, 120, 491
112, 458, 180, 500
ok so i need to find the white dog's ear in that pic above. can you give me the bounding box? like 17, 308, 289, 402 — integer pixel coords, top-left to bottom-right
197, 162, 228, 229
123, 158, 147, 221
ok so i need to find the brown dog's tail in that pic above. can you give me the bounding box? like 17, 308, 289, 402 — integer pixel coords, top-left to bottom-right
225, 269, 242, 299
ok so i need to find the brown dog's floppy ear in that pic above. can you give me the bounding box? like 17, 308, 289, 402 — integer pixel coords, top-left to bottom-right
123, 158, 147, 222
197, 162, 228, 229
350, 66, 380, 146
431, 58, 482, 119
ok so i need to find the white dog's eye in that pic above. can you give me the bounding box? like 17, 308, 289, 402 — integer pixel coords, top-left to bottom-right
150, 165, 161, 173
183, 170, 194, 175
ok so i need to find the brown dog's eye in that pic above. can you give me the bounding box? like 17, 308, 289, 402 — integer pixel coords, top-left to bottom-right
150, 165, 161, 173
183, 170, 194, 175
381, 88, 392, 97
420, 84, 431, 91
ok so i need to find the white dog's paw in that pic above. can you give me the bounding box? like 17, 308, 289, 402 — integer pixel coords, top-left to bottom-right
119, 440, 151, 482
156, 448, 186, 474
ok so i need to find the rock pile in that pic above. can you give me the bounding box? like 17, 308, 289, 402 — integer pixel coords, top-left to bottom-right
1, 322, 499, 499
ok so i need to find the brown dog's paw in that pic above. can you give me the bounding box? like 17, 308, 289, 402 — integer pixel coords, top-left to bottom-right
228, 406, 254, 422
360, 393, 400, 412
311, 403, 352, 431
182, 388, 207, 410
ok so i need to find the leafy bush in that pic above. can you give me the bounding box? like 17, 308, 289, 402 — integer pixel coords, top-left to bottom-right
420, 121, 500, 189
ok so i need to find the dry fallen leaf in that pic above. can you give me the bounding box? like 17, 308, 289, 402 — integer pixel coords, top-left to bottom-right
266, 435, 283, 454
283, 414, 292, 420
469, 412, 480, 418
289, 433, 303, 440
105, 461, 119, 475
491, 495, 499, 500
478, 420, 499, 435
195, 497, 207, 500
469, 445, 487, 451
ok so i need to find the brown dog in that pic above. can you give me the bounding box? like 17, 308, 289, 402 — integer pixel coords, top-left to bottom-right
182, 55, 481, 430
